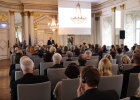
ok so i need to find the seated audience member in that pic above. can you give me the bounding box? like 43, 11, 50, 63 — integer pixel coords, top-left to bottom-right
44, 46, 56, 62
117, 48, 123, 55
103, 54, 112, 62
44, 53, 63, 75
9, 52, 23, 76
73, 66, 119, 100
84, 50, 92, 60
29, 46, 36, 54
98, 58, 112, 76
66, 51, 73, 61
121, 55, 131, 64
102, 45, 107, 53
121, 53, 140, 98
11, 56, 49, 100
123, 45, 129, 54
74, 46, 80, 56
78, 54, 87, 66
53, 63, 80, 100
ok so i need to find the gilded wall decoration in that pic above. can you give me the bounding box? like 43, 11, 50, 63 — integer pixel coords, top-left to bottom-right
0, 12, 8, 22
0, 40, 7, 49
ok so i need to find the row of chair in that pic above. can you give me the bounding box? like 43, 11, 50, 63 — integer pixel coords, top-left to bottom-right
17, 74, 139, 100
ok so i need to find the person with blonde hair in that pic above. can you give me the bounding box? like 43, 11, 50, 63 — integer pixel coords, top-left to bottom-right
98, 58, 112, 76
49, 46, 56, 53
121, 55, 131, 64
103, 54, 112, 62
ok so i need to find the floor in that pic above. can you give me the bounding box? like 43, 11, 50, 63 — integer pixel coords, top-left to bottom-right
0, 59, 11, 100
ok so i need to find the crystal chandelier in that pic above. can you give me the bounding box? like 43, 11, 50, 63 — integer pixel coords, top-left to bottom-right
71, 0, 86, 24
48, 17, 58, 31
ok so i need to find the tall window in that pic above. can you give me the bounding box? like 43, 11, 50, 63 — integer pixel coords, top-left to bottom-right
115, 10, 121, 28
136, 20, 140, 44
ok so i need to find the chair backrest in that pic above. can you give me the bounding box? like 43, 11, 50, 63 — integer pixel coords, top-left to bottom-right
62, 57, 67, 61
127, 73, 140, 97
63, 61, 78, 67
11, 54, 16, 64
111, 64, 118, 75
72, 57, 78, 61
98, 75, 123, 97
47, 68, 66, 90
61, 79, 79, 100
122, 64, 134, 71
120, 97, 130, 100
40, 62, 53, 75
17, 81, 51, 100
16, 64, 20, 70
111, 59, 117, 64
15, 69, 39, 80
33, 58, 44, 68
91, 56, 99, 61
86, 60, 98, 67
116, 55, 123, 64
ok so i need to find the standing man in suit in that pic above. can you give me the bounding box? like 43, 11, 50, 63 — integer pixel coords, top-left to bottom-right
11, 56, 49, 100
47, 37, 55, 45
73, 66, 119, 100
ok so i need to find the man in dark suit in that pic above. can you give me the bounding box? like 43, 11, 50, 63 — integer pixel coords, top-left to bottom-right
11, 56, 49, 100
73, 66, 119, 100
47, 37, 55, 45
121, 53, 140, 98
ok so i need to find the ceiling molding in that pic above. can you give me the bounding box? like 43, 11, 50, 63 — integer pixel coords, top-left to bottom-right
92, 0, 128, 12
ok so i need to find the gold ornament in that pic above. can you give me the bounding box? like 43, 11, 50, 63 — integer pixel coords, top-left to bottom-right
0, 13, 8, 21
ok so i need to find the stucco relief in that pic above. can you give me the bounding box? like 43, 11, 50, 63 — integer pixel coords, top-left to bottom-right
0, 40, 7, 49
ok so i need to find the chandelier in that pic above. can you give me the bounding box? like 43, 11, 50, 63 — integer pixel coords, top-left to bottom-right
48, 17, 58, 32
71, 0, 86, 24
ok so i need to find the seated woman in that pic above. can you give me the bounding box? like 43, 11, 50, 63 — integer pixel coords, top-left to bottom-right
103, 54, 113, 62
53, 63, 80, 100
66, 51, 73, 61
98, 58, 112, 76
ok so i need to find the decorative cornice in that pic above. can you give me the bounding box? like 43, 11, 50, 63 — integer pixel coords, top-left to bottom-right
92, 0, 127, 12
120, 4, 125, 10
9, 11, 15, 16
111, 7, 116, 12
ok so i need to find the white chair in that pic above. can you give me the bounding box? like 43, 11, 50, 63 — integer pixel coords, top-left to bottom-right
61, 79, 79, 100
63, 61, 78, 67
86, 60, 98, 67
17, 81, 51, 100
98, 75, 123, 97
91, 56, 99, 61
127, 73, 140, 97
40, 62, 53, 75
116, 55, 123, 64
33, 58, 44, 68
16, 64, 20, 70
111, 59, 117, 64
111, 64, 118, 75
15, 69, 39, 80
47, 68, 66, 90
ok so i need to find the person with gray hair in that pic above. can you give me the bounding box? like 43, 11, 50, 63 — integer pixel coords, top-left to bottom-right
84, 50, 92, 60
44, 53, 63, 75
11, 56, 49, 100
66, 51, 73, 61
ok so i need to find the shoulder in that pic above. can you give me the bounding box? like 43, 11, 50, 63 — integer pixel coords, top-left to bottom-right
34, 75, 49, 81
101, 90, 119, 100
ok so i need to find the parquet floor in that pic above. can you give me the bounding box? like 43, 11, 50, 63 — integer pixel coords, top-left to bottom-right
0, 59, 10, 100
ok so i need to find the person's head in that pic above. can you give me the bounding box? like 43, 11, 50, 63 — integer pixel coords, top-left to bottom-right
121, 55, 131, 64
78, 54, 87, 66
98, 58, 112, 76
80, 66, 100, 90
30, 46, 35, 53
84, 50, 92, 60
132, 53, 140, 65
49, 46, 56, 53
52, 53, 62, 64
124, 45, 129, 52
102, 45, 107, 51
20, 56, 34, 74
117, 48, 122, 54
66, 51, 73, 58
65, 63, 80, 79
103, 54, 112, 62
15, 53, 23, 64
